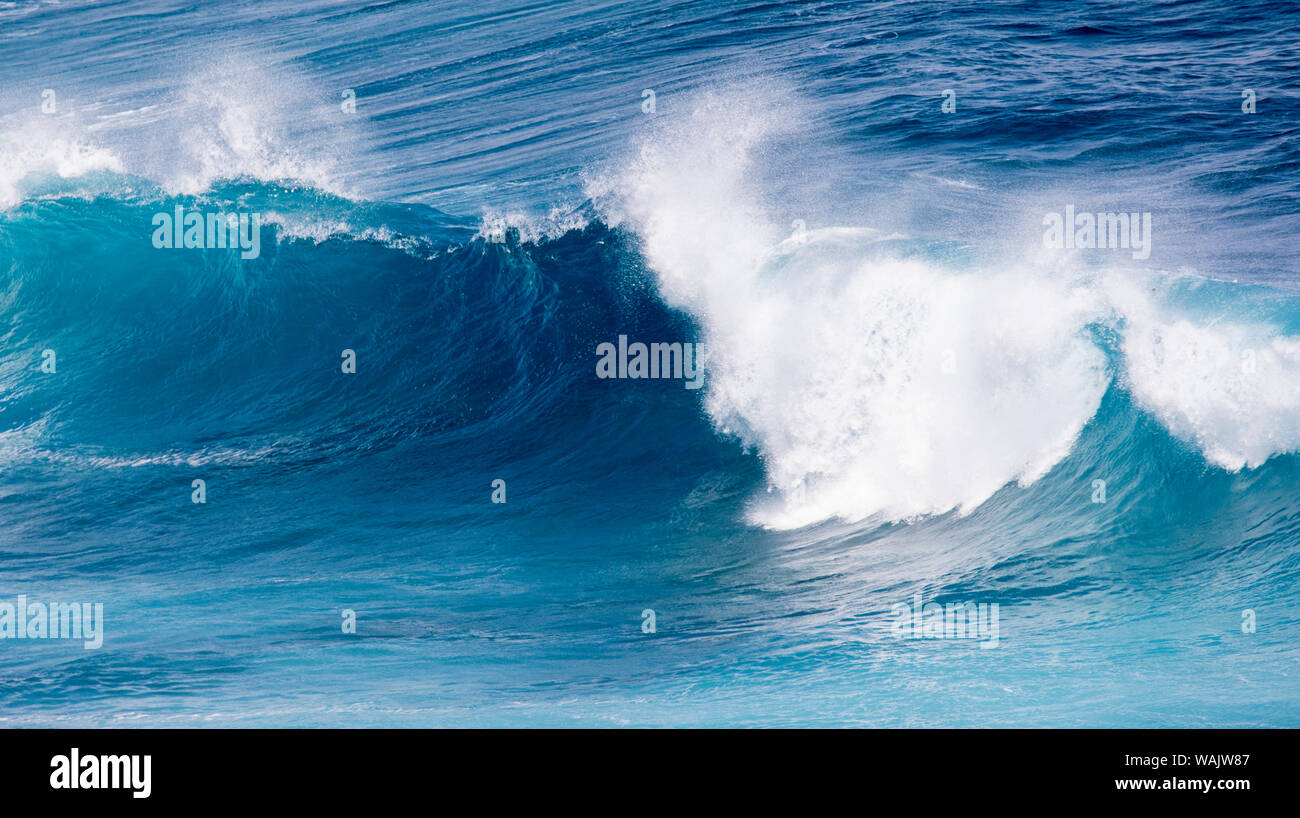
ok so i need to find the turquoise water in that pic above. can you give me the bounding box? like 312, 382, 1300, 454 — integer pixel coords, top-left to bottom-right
0, 0, 1298, 726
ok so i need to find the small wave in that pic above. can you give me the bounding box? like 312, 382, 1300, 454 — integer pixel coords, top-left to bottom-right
161, 60, 359, 200
0, 121, 126, 208
1110, 275, 1300, 470
0, 58, 364, 210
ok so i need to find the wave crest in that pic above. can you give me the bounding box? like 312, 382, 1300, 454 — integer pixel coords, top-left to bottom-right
593, 87, 1300, 528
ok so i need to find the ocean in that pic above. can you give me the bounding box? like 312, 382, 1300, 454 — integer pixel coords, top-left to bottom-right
0, 0, 1297, 727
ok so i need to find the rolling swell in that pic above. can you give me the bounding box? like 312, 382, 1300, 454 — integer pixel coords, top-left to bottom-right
5, 174, 1300, 539
0, 183, 744, 554
1, 173, 1298, 725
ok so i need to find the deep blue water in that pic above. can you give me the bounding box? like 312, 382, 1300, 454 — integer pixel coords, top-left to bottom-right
0, 0, 1298, 726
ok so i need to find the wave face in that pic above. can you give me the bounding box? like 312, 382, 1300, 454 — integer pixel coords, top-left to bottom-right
1, 0, 1299, 727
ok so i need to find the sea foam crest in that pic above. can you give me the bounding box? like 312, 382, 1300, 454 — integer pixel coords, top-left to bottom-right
0, 60, 359, 209
595, 88, 1300, 528
0, 119, 125, 208
1109, 276, 1300, 471
593, 90, 1112, 527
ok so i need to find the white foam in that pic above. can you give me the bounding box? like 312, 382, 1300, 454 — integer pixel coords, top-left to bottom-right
163, 62, 356, 199
0, 119, 125, 208
262, 211, 392, 243
592, 90, 1112, 527
1109, 276, 1300, 470
475, 206, 591, 244
0, 59, 360, 209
